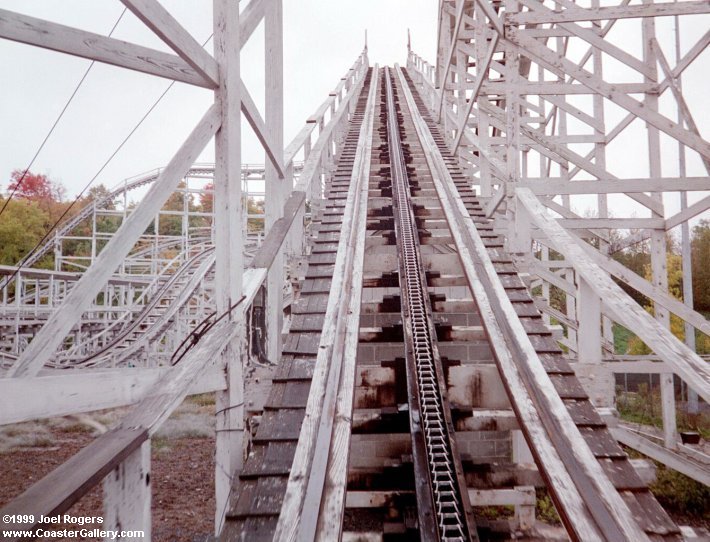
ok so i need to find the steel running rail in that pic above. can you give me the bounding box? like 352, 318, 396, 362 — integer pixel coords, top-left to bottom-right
383, 67, 477, 542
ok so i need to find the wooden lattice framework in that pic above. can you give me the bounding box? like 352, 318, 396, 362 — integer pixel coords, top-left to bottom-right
0, 1, 368, 536
407, 0, 710, 484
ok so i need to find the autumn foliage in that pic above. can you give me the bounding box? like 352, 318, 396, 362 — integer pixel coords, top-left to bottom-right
8, 169, 65, 202
1, 170, 70, 266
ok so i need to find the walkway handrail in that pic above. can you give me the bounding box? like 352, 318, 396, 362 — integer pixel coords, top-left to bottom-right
284, 48, 369, 169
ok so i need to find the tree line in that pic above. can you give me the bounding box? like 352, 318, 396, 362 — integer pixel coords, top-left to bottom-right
0, 170, 267, 269
2, 170, 708, 334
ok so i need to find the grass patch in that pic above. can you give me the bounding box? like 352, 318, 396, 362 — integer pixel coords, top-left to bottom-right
187, 393, 216, 407
151, 436, 172, 452
475, 505, 514, 520
62, 423, 93, 434
30, 437, 55, 448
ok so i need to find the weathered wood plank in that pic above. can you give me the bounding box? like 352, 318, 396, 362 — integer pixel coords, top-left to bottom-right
0, 366, 225, 425
120, 0, 218, 86
0, 7, 210, 87
0, 428, 146, 534
274, 67, 377, 542
517, 187, 710, 402
507, 1, 710, 24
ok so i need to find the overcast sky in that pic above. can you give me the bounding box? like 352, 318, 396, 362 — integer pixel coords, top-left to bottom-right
0, 0, 436, 199
0, 1, 707, 223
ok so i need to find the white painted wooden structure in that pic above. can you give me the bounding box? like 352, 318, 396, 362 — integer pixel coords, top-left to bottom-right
407, 0, 710, 483
0, 1, 368, 537
1, 0, 709, 538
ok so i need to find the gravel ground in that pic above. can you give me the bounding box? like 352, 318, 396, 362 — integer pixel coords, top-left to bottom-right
0, 397, 217, 542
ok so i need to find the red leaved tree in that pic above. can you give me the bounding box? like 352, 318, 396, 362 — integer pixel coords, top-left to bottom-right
6, 169, 68, 227
7, 169, 65, 202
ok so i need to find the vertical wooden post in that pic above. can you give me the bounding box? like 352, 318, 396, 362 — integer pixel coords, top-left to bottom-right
576, 276, 615, 406
14, 274, 21, 354
265, 0, 285, 362
591, 0, 614, 348
509, 197, 531, 254
565, 269, 577, 357
504, 0, 520, 249
673, 15, 699, 413
475, 4, 491, 196
213, 0, 244, 533
511, 431, 535, 530
104, 440, 151, 539
577, 277, 602, 364
643, 2, 677, 449
455, 46, 467, 162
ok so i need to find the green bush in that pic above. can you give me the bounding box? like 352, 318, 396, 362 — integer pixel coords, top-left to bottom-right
651, 464, 710, 519
536, 489, 561, 525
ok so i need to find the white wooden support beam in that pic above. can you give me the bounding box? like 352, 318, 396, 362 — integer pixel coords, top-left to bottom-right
103, 441, 151, 540
0, 367, 225, 426
505, 28, 710, 162
560, 218, 664, 230
264, 0, 285, 364
575, 30, 710, 181
452, 33, 499, 153
485, 184, 507, 217
577, 277, 602, 364
652, 39, 710, 174
437, 0, 467, 121
671, 29, 710, 79
643, 10, 676, 455
507, 1, 710, 24
605, 360, 670, 373
517, 0, 656, 79
660, 372, 678, 450
611, 427, 710, 485
7, 106, 220, 378
0, 8, 212, 88
511, 431, 536, 530
240, 0, 266, 48
516, 188, 710, 403
213, 0, 244, 534
120, 0, 218, 87
665, 194, 710, 230
479, 100, 664, 215
572, 239, 710, 337
542, 94, 604, 132
508, 194, 532, 253
435, 1, 451, 86
117, 324, 237, 435
241, 81, 285, 179
518, 177, 710, 196
473, 0, 504, 35
468, 487, 536, 507
250, 193, 306, 272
